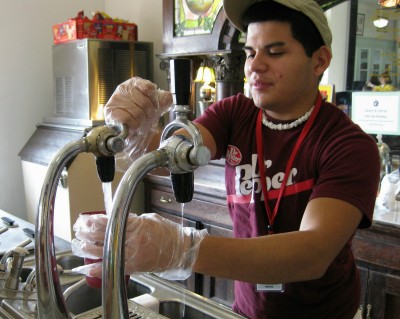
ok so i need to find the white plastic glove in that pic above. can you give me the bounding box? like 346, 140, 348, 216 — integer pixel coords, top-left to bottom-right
71, 213, 208, 280
104, 77, 173, 170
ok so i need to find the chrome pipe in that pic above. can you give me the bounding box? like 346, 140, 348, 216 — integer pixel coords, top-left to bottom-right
35, 139, 87, 318
102, 114, 210, 318
102, 149, 169, 318
35, 123, 128, 318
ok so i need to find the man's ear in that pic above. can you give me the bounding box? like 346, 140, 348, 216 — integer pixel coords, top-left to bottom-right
313, 46, 332, 77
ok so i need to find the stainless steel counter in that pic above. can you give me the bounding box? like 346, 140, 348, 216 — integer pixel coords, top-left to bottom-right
0, 209, 245, 318
0, 209, 71, 257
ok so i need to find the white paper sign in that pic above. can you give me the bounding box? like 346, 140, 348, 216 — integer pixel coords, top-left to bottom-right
352, 92, 400, 135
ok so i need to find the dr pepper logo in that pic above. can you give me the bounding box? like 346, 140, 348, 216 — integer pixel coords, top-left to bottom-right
226, 145, 242, 166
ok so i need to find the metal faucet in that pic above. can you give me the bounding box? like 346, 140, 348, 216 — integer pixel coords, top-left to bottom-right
0, 247, 37, 302
35, 123, 128, 318
102, 58, 211, 318
3, 247, 30, 290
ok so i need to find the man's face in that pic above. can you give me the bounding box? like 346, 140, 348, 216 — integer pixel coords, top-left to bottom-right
243, 21, 322, 119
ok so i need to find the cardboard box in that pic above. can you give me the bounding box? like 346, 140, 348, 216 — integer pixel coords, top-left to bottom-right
76, 18, 96, 39
122, 23, 138, 41
53, 15, 138, 44
91, 21, 104, 39
101, 19, 118, 39
52, 20, 77, 44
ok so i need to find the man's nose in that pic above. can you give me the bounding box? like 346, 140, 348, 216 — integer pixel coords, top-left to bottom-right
247, 54, 268, 73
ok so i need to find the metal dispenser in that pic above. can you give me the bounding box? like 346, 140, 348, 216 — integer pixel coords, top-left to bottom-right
34, 123, 127, 318
102, 58, 211, 318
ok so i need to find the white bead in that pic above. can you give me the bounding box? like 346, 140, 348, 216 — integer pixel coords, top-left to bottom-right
262, 106, 314, 130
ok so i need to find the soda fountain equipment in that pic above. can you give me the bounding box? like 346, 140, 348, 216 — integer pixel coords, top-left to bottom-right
3, 58, 244, 319
34, 123, 128, 318
102, 58, 211, 318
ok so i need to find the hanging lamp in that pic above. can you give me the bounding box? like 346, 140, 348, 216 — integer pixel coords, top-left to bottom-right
374, 2, 390, 28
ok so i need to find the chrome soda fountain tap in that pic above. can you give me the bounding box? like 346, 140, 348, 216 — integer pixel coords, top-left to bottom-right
90, 124, 126, 183
162, 58, 211, 202
35, 123, 127, 318
102, 58, 211, 318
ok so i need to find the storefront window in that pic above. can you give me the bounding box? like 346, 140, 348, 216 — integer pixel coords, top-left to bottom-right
353, 0, 398, 91
349, 0, 400, 151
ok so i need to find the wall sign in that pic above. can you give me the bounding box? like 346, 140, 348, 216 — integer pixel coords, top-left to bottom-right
352, 91, 400, 135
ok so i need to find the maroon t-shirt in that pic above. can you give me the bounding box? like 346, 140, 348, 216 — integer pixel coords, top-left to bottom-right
195, 93, 380, 319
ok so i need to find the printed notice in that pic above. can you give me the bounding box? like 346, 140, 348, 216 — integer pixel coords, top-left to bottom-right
352, 92, 400, 135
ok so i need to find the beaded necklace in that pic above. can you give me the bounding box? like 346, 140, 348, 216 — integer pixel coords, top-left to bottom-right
262, 106, 315, 130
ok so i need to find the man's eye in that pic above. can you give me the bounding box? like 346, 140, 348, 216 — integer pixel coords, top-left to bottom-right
268, 51, 284, 56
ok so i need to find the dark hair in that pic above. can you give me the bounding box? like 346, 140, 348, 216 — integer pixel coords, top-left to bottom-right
241, 1, 325, 57
370, 75, 380, 85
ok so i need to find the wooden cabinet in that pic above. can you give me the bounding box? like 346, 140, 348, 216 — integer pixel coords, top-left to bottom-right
353, 221, 400, 318
143, 160, 235, 306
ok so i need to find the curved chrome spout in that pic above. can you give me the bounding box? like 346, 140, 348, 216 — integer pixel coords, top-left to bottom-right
35, 124, 127, 318
102, 149, 168, 318
35, 139, 87, 318
102, 129, 211, 318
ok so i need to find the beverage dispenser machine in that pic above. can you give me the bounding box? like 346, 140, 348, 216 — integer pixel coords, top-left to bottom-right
19, 39, 154, 241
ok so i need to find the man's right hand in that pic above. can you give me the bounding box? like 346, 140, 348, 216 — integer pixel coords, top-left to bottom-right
104, 77, 172, 138
103, 77, 173, 169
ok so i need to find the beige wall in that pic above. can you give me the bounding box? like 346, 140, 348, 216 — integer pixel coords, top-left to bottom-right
0, 0, 164, 220
105, 0, 168, 90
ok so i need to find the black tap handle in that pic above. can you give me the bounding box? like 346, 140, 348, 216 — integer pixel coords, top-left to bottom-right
169, 59, 192, 105
96, 156, 115, 183
171, 172, 194, 203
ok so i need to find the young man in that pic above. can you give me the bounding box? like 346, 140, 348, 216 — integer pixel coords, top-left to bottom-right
73, 1, 380, 318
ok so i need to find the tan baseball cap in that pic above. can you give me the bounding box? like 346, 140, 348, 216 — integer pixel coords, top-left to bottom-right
223, 0, 332, 51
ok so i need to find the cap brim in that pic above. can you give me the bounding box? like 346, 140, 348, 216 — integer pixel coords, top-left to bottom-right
223, 0, 257, 32
223, 0, 332, 50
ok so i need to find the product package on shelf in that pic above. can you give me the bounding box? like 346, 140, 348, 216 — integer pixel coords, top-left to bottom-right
52, 10, 138, 44
52, 20, 78, 44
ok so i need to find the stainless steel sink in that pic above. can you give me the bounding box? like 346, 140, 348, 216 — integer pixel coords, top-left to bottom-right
19, 267, 34, 282
65, 278, 152, 315
159, 301, 218, 319
0, 252, 245, 319
56, 254, 85, 270
62, 255, 244, 319
131, 274, 245, 319
36, 253, 151, 315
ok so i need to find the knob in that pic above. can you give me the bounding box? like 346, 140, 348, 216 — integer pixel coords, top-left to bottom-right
190, 145, 211, 166
107, 136, 125, 153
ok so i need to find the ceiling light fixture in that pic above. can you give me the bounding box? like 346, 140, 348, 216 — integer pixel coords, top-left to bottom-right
374, 2, 391, 28
373, 17, 389, 28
